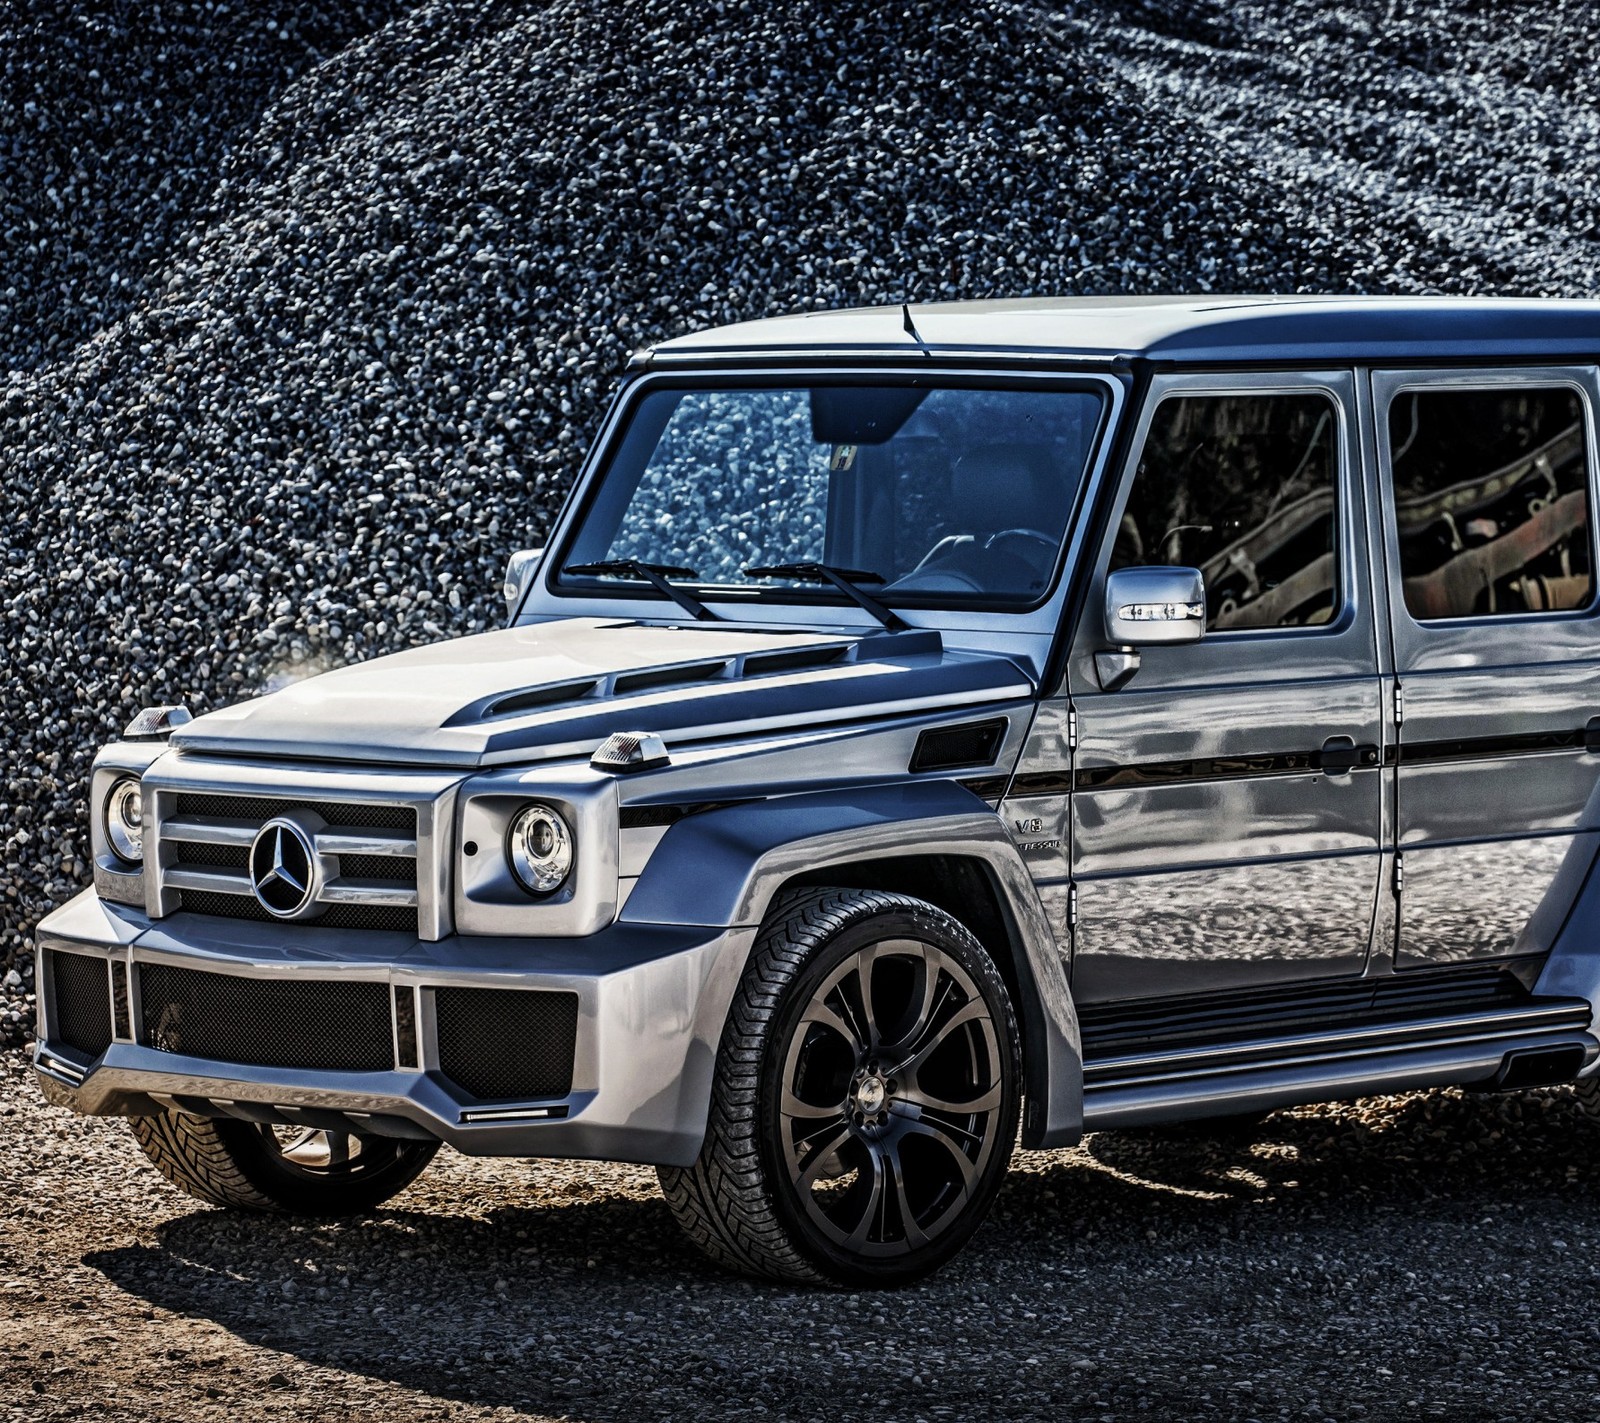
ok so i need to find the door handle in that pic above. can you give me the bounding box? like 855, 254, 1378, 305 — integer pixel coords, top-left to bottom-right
1320, 735, 1379, 775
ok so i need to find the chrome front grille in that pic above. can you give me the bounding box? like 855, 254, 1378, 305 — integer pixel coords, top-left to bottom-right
146, 763, 459, 940
161, 794, 419, 930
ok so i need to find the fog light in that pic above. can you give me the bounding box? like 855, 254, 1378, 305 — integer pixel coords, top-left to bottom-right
105, 777, 145, 864
506, 804, 574, 896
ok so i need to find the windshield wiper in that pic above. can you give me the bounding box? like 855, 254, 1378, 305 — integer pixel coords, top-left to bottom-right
743, 562, 907, 632
564, 559, 720, 622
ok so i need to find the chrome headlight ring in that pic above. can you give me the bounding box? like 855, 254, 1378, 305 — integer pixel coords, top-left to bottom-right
506, 803, 575, 896
104, 776, 145, 864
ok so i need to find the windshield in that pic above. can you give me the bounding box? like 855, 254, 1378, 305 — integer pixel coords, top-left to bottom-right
558, 380, 1107, 610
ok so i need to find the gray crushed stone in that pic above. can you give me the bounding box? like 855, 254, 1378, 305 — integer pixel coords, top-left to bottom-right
8, 1056, 1600, 1418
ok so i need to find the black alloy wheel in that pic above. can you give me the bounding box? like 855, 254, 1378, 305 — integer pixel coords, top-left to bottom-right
774, 935, 1008, 1262
659, 888, 1020, 1286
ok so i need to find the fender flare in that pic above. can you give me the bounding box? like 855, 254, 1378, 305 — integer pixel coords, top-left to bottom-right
622, 779, 1083, 1147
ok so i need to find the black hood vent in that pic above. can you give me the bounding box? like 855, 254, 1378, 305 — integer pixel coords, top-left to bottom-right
451, 679, 602, 725
741, 644, 852, 678
612, 660, 731, 696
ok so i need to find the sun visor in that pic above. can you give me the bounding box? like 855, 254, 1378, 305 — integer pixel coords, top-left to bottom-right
810, 385, 930, 446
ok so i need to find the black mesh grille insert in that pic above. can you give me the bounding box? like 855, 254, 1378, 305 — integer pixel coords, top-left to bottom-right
175, 840, 248, 868
49, 952, 114, 1059
435, 987, 578, 1101
176, 889, 275, 923
337, 854, 417, 882
139, 963, 394, 1071
174, 795, 416, 831
174, 890, 417, 933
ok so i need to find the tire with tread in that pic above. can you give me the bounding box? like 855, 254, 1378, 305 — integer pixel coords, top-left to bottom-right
659, 886, 1020, 1286
130, 1111, 438, 1214
1573, 1076, 1600, 1122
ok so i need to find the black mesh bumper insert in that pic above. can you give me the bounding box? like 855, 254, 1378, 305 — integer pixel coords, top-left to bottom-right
434, 987, 578, 1101
139, 963, 394, 1072
48, 951, 114, 1059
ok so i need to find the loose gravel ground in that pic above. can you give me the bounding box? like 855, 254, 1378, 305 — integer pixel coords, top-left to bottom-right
7, 1053, 1600, 1421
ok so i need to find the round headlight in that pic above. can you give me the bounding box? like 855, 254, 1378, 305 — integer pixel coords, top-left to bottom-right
105, 777, 145, 864
506, 803, 573, 896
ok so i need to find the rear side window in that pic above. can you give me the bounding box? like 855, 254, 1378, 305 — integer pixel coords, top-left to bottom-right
1111, 391, 1340, 631
1388, 386, 1593, 620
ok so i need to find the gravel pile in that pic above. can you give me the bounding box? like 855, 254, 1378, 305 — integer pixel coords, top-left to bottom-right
4, 0, 1600, 1039
0, 1, 411, 369
11, 1058, 1600, 1418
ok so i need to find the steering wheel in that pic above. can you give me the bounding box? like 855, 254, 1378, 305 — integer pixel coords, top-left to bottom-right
984, 527, 1057, 552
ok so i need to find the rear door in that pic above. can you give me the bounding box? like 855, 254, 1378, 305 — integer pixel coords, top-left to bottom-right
1372, 367, 1600, 968
1059, 370, 1386, 1005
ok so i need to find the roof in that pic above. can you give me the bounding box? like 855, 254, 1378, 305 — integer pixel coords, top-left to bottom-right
645, 295, 1600, 367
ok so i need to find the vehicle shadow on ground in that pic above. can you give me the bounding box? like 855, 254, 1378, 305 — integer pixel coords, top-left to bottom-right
85, 1087, 1600, 1419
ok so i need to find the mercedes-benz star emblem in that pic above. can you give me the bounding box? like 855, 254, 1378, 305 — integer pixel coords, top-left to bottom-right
248, 817, 321, 919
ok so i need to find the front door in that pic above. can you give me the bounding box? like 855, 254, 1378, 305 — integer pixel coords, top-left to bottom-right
1061, 371, 1385, 1005
1373, 367, 1600, 969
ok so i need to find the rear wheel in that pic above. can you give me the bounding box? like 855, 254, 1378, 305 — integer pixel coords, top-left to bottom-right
130, 1112, 438, 1214
660, 887, 1021, 1286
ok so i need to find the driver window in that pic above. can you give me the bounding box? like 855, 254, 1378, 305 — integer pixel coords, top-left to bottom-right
1111, 391, 1340, 631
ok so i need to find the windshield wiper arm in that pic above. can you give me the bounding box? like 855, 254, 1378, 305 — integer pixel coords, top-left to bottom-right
563, 559, 720, 622
743, 561, 907, 632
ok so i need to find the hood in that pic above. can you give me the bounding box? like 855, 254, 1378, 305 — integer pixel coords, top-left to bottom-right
169, 618, 1037, 768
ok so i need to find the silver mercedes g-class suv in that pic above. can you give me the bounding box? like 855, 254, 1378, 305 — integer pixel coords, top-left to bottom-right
35, 296, 1600, 1285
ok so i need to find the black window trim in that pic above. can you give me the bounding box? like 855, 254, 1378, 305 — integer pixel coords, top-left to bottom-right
1110, 378, 1356, 644
1380, 372, 1600, 631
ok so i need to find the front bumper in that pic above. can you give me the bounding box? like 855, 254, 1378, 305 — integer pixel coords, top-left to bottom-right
33, 889, 752, 1167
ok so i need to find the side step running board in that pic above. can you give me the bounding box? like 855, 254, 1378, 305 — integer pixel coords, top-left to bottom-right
1081, 999, 1596, 1130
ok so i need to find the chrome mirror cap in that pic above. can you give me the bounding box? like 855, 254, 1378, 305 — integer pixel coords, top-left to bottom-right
502, 547, 545, 620
1104, 566, 1207, 646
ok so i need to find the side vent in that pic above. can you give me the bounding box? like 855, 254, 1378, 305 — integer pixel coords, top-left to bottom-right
909, 718, 1008, 774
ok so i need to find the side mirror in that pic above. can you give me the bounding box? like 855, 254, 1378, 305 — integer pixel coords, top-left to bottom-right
1104, 565, 1207, 646
502, 547, 545, 620
1096, 566, 1206, 692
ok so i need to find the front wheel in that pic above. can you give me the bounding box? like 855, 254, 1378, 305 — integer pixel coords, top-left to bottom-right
130, 1112, 439, 1214
660, 888, 1021, 1286
1572, 1075, 1600, 1121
